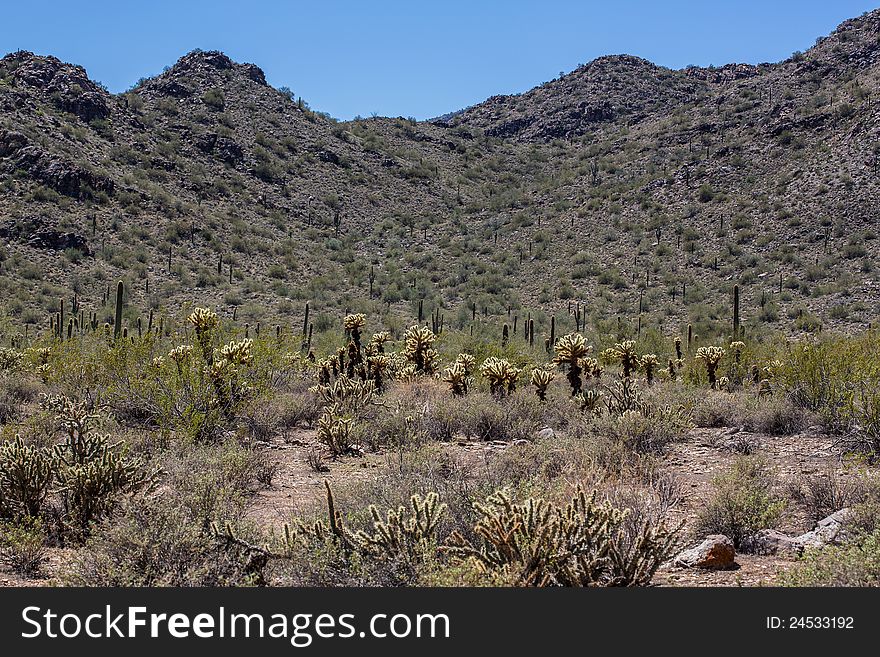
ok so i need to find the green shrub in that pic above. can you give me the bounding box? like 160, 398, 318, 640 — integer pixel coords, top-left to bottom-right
780, 530, 880, 586
695, 456, 785, 549
0, 516, 47, 577
62, 497, 264, 586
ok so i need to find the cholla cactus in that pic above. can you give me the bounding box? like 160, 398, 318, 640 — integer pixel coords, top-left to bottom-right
188, 307, 220, 361
695, 346, 726, 389
442, 354, 476, 396
575, 388, 603, 415
757, 359, 783, 398
353, 492, 447, 564
344, 313, 366, 349
442, 362, 469, 396
763, 359, 783, 379
480, 357, 521, 397
640, 354, 659, 385
730, 341, 745, 362
674, 336, 683, 360
717, 376, 731, 392
552, 333, 593, 396
530, 367, 554, 401
403, 325, 440, 375
214, 338, 253, 366
609, 341, 640, 378
0, 347, 23, 372
0, 435, 54, 519
317, 405, 359, 456
455, 353, 476, 375
366, 331, 392, 355
599, 348, 618, 365
580, 357, 604, 380
188, 307, 219, 333
365, 354, 391, 392
167, 344, 194, 373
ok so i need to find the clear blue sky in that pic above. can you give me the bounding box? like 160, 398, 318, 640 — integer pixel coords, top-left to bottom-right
2, 1, 877, 120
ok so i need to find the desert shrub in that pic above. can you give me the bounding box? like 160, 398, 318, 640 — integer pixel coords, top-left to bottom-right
740, 396, 814, 435
695, 456, 785, 549
0, 516, 47, 577
276, 390, 321, 430
780, 529, 880, 587
777, 334, 880, 437
443, 487, 677, 586
844, 476, 880, 536
0, 374, 42, 422
788, 469, 868, 528
694, 392, 813, 435
460, 390, 544, 442
693, 392, 750, 427
162, 439, 264, 529
62, 497, 265, 586
607, 406, 690, 454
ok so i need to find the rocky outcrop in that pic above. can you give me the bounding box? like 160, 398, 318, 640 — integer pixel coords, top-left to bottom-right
0, 129, 113, 198
0, 218, 90, 254
684, 63, 762, 84
2, 51, 110, 123
747, 509, 851, 556
27, 229, 90, 254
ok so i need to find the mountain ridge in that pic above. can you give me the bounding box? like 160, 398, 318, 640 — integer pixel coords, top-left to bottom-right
1, 8, 879, 342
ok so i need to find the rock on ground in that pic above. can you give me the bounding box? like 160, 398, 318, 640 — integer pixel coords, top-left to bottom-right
673, 535, 737, 570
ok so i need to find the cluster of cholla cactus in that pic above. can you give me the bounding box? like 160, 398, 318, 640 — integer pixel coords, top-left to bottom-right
0, 395, 158, 534
442, 354, 476, 396
695, 345, 726, 389
442, 486, 677, 586
530, 366, 555, 401
480, 357, 521, 397
273, 482, 446, 577
403, 325, 440, 375
552, 333, 593, 396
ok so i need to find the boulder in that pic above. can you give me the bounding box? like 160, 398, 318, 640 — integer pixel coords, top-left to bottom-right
746, 529, 805, 556
798, 508, 850, 549
674, 535, 736, 570
535, 427, 555, 441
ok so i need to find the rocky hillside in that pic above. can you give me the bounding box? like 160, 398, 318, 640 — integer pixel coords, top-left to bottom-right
1, 8, 880, 342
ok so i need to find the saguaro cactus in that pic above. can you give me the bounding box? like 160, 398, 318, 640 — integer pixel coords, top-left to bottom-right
113, 281, 124, 340
733, 284, 740, 339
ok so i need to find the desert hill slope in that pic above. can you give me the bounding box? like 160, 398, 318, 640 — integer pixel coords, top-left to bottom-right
1, 8, 880, 341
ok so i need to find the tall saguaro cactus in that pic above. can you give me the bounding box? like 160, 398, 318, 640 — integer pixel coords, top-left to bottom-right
733, 284, 740, 339
113, 280, 124, 340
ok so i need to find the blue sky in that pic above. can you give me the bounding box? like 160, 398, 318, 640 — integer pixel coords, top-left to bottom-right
2, 1, 877, 120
